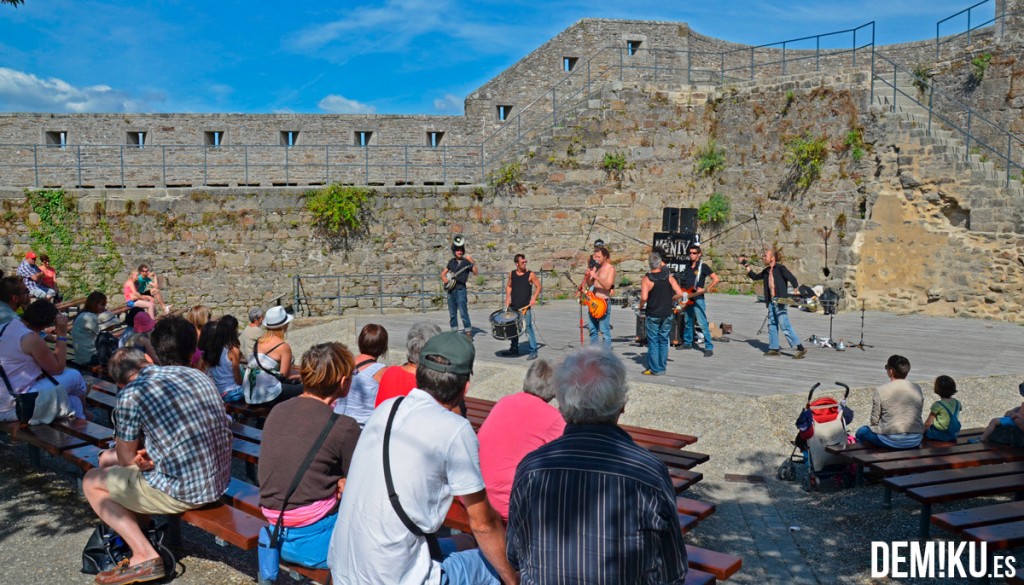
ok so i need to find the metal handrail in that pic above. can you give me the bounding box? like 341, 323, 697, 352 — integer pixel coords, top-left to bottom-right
871, 53, 1024, 188
293, 271, 549, 316
936, 0, 997, 58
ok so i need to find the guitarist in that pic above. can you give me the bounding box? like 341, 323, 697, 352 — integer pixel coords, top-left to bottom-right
583, 246, 615, 350
441, 240, 477, 338
678, 245, 720, 357
741, 249, 807, 359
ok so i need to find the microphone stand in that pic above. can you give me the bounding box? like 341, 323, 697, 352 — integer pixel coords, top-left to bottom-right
849, 301, 873, 350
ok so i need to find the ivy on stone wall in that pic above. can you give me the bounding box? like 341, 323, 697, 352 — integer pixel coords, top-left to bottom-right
25, 189, 123, 297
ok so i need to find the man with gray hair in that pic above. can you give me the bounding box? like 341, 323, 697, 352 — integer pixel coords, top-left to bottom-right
478, 359, 565, 520
640, 252, 684, 375
507, 347, 688, 583
239, 307, 264, 362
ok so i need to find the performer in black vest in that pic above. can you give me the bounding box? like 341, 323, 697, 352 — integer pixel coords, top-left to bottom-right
502, 253, 542, 360
640, 253, 684, 375
441, 238, 477, 337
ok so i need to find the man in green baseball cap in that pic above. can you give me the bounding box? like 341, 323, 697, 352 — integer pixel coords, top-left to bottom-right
328, 330, 518, 585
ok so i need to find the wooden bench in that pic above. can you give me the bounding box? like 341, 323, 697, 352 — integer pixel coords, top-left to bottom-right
884, 461, 1024, 538
932, 500, 1024, 549
826, 427, 985, 486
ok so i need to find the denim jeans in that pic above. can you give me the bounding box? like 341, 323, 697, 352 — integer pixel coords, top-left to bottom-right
587, 304, 612, 350
645, 315, 673, 373
682, 298, 713, 351
766, 303, 800, 350
447, 287, 471, 332
510, 307, 537, 354
439, 547, 501, 585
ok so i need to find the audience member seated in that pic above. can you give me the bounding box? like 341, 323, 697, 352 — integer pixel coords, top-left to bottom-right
329, 331, 518, 585
0, 299, 89, 421
240, 307, 264, 363
243, 306, 302, 408
70, 291, 109, 367
123, 270, 156, 318
186, 305, 213, 368
506, 347, 688, 583
118, 307, 145, 348
258, 342, 362, 581
0, 276, 31, 326
122, 312, 159, 365
478, 359, 564, 521
134, 264, 170, 314
334, 324, 388, 426
855, 354, 924, 449
199, 315, 245, 403
978, 382, 1024, 447
37, 254, 62, 302
374, 323, 441, 407
82, 319, 233, 585
17, 251, 56, 301
923, 375, 962, 442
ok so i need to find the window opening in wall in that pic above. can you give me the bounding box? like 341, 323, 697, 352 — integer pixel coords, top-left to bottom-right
355, 131, 373, 147
627, 40, 641, 56
427, 131, 444, 148
45, 131, 67, 148
497, 105, 512, 121
563, 57, 578, 72
204, 131, 225, 147
280, 131, 299, 147
127, 132, 147, 147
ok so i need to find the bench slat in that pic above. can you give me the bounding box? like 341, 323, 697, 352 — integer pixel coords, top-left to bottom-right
232, 438, 260, 464
932, 501, 1024, 533
223, 478, 262, 518
886, 461, 1024, 491
677, 497, 715, 520
14, 425, 88, 455
181, 504, 266, 550
52, 418, 114, 445
907, 473, 1024, 504
63, 444, 103, 471
872, 449, 1024, 476
963, 519, 1024, 549
858, 442, 991, 465
685, 545, 742, 580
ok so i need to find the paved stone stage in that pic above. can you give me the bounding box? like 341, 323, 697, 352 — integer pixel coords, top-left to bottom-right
354, 295, 1024, 396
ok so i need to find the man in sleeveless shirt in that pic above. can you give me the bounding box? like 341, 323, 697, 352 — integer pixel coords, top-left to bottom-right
502, 254, 542, 360
639, 253, 684, 375
678, 245, 720, 357
583, 246, 616, 350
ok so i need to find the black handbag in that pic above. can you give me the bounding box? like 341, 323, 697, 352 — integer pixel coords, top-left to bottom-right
81, 520, 175, 575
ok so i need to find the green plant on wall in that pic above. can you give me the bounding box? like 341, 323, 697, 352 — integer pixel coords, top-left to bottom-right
697, 193, 731, 225
487, 160, 525, 195
25, 189, 122, 297
694, 140, 726, 177
602, 152, 629, 172
844, 129, 866, 161
971, 53, 993, 82
911, 64, 931, 97
304, 184, 375, 243
785, 133, 829, 190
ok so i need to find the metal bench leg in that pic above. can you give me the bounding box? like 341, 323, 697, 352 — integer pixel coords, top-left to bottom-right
27, 444, 41, 468
246, 461, 258, 484
918, 503, 931, 540
882, 486, 892, 509
166, 515, 183, 548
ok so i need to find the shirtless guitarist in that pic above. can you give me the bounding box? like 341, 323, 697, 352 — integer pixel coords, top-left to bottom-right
583, 245, 615, 349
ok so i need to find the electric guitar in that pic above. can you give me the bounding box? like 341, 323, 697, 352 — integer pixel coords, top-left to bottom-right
443, 261, 474, 292
563, 271, 608, 319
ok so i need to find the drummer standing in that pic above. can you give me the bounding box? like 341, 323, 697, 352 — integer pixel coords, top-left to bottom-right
502, 253, 541, 360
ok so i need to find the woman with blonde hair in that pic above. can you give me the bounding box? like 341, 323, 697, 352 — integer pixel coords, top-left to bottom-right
123, 271, 156, 318
257, 342, 361, 580
242, 306, 302, 407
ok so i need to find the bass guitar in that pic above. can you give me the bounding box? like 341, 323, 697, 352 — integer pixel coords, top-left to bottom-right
443, 261, 474, 292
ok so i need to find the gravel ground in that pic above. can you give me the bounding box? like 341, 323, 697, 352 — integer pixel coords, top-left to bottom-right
1, 315, 1022, 584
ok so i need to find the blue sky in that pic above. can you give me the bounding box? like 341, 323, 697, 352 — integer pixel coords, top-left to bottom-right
0, 0, 986, 115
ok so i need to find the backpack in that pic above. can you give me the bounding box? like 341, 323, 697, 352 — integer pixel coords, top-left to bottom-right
95, 331, 120, 368
938, 400, 962, 436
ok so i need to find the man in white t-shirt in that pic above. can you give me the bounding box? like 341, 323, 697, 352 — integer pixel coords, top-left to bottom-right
328, 331, 518, 585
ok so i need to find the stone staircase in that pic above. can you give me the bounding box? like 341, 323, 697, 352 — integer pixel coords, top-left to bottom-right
871, 69, 1024, 233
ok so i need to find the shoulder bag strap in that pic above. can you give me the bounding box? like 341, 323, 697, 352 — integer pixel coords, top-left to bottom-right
254, 341, 288, 382
0, 323, 16, 398
353, 358, 376, 370
383, 397, 443, 559
269, 411, 340, 547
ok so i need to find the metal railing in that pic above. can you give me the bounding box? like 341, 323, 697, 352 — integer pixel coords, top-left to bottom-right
936, 0, 1000, 58
0, 143, 485, 190
871, 53, 1024, 188
292, 271, 550, 316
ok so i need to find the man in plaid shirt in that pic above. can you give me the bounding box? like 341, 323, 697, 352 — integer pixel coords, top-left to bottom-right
83, 316, 232, 585
16, 251, 55, 301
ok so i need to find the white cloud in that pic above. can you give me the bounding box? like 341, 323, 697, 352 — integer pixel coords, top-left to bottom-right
0, 67, 162, 113
432, 93, 463, 114
317, 94, 377, 114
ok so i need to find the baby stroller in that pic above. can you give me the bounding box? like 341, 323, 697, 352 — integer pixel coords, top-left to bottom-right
777, 382, 854, 491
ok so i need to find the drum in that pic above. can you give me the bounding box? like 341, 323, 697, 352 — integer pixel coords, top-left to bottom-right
489, 309, 524, 340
